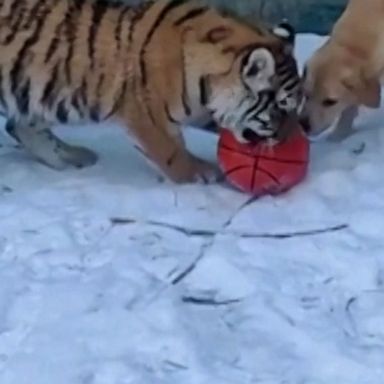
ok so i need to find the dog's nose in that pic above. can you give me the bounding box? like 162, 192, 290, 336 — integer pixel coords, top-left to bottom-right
299, 117, 311, 133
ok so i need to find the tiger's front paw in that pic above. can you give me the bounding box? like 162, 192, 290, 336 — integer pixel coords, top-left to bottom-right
165, 151, 220, 185
189, 157, 221, 184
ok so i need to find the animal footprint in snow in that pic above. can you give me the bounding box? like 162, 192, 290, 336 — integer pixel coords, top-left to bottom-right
347, 291, 384, 345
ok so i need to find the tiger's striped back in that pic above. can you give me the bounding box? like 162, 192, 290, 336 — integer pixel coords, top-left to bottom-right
0, 0, 140, 123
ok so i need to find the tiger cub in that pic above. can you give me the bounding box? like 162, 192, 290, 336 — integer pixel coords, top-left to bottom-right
0, 0, 301, 183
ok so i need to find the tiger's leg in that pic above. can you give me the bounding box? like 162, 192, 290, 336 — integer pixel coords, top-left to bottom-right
8, 118, 98, 169
130, 119, 219, 184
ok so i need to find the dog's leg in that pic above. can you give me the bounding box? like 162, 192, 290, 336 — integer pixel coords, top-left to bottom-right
328, 106, 359, 142
8, 119, 98, 169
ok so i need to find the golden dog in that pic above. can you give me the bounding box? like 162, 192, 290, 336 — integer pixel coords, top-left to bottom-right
300, 0, 384, 140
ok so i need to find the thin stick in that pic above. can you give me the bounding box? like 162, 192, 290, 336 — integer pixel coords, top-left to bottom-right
110, 217, 348, 239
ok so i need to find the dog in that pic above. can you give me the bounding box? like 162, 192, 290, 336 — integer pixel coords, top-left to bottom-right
300, 0, 384, 140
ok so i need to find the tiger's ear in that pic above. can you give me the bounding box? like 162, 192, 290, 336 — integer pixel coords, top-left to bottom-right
241, 48, 275, 89
272, 21, 296, 54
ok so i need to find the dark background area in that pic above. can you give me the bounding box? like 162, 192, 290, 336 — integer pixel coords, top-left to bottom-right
120, 0, 347, 35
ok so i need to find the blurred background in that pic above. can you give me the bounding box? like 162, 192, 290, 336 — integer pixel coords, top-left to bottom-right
119, 0, 347, 35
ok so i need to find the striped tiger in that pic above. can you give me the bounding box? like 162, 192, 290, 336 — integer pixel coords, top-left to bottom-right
0, 0, 301, 184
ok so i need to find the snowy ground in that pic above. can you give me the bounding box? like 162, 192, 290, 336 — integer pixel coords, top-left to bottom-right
1, 34, 384, 384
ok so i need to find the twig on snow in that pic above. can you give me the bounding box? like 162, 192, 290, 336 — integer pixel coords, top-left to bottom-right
181, 296, 242, 306
111, 216, 216, 237
110, 217, 136, 225
110, 217, 348, 239
1, 185, 12, 193
352, 142, 366, 155
238, 224, 348, 239
222, 195, 259, 231
171, 240, 212, 285
163, 360, 188, 371
111, 204, 348, 287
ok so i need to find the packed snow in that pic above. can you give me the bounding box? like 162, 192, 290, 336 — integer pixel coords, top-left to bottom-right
1, 34, 384, 384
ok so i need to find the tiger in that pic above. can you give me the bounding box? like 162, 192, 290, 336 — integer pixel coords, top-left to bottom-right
201, 20, 302, 142
0, 0, 302, 184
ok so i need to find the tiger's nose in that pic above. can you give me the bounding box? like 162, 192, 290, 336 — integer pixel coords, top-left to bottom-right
242, 128, 261, 143
261, 89, 276, 99
299, 116, 311, 133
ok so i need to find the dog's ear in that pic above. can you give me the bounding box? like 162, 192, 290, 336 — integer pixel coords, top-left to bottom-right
343, 71, 381, 108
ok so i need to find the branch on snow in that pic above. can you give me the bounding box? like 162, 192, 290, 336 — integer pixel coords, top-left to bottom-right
110, 217, 348, 239
181, 296, 242, 306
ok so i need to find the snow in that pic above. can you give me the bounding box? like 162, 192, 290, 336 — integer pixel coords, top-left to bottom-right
1, 34, 384, 384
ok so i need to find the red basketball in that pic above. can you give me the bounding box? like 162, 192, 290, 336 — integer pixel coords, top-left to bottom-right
218, 123, 310, 196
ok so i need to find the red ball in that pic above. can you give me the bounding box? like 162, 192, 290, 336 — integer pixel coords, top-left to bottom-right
218, 125, 310, 196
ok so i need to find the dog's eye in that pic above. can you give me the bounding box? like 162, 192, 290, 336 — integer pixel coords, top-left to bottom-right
322, 98, 338, 107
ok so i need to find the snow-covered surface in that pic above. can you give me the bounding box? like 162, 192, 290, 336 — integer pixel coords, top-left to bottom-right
1, 34, 384, 384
